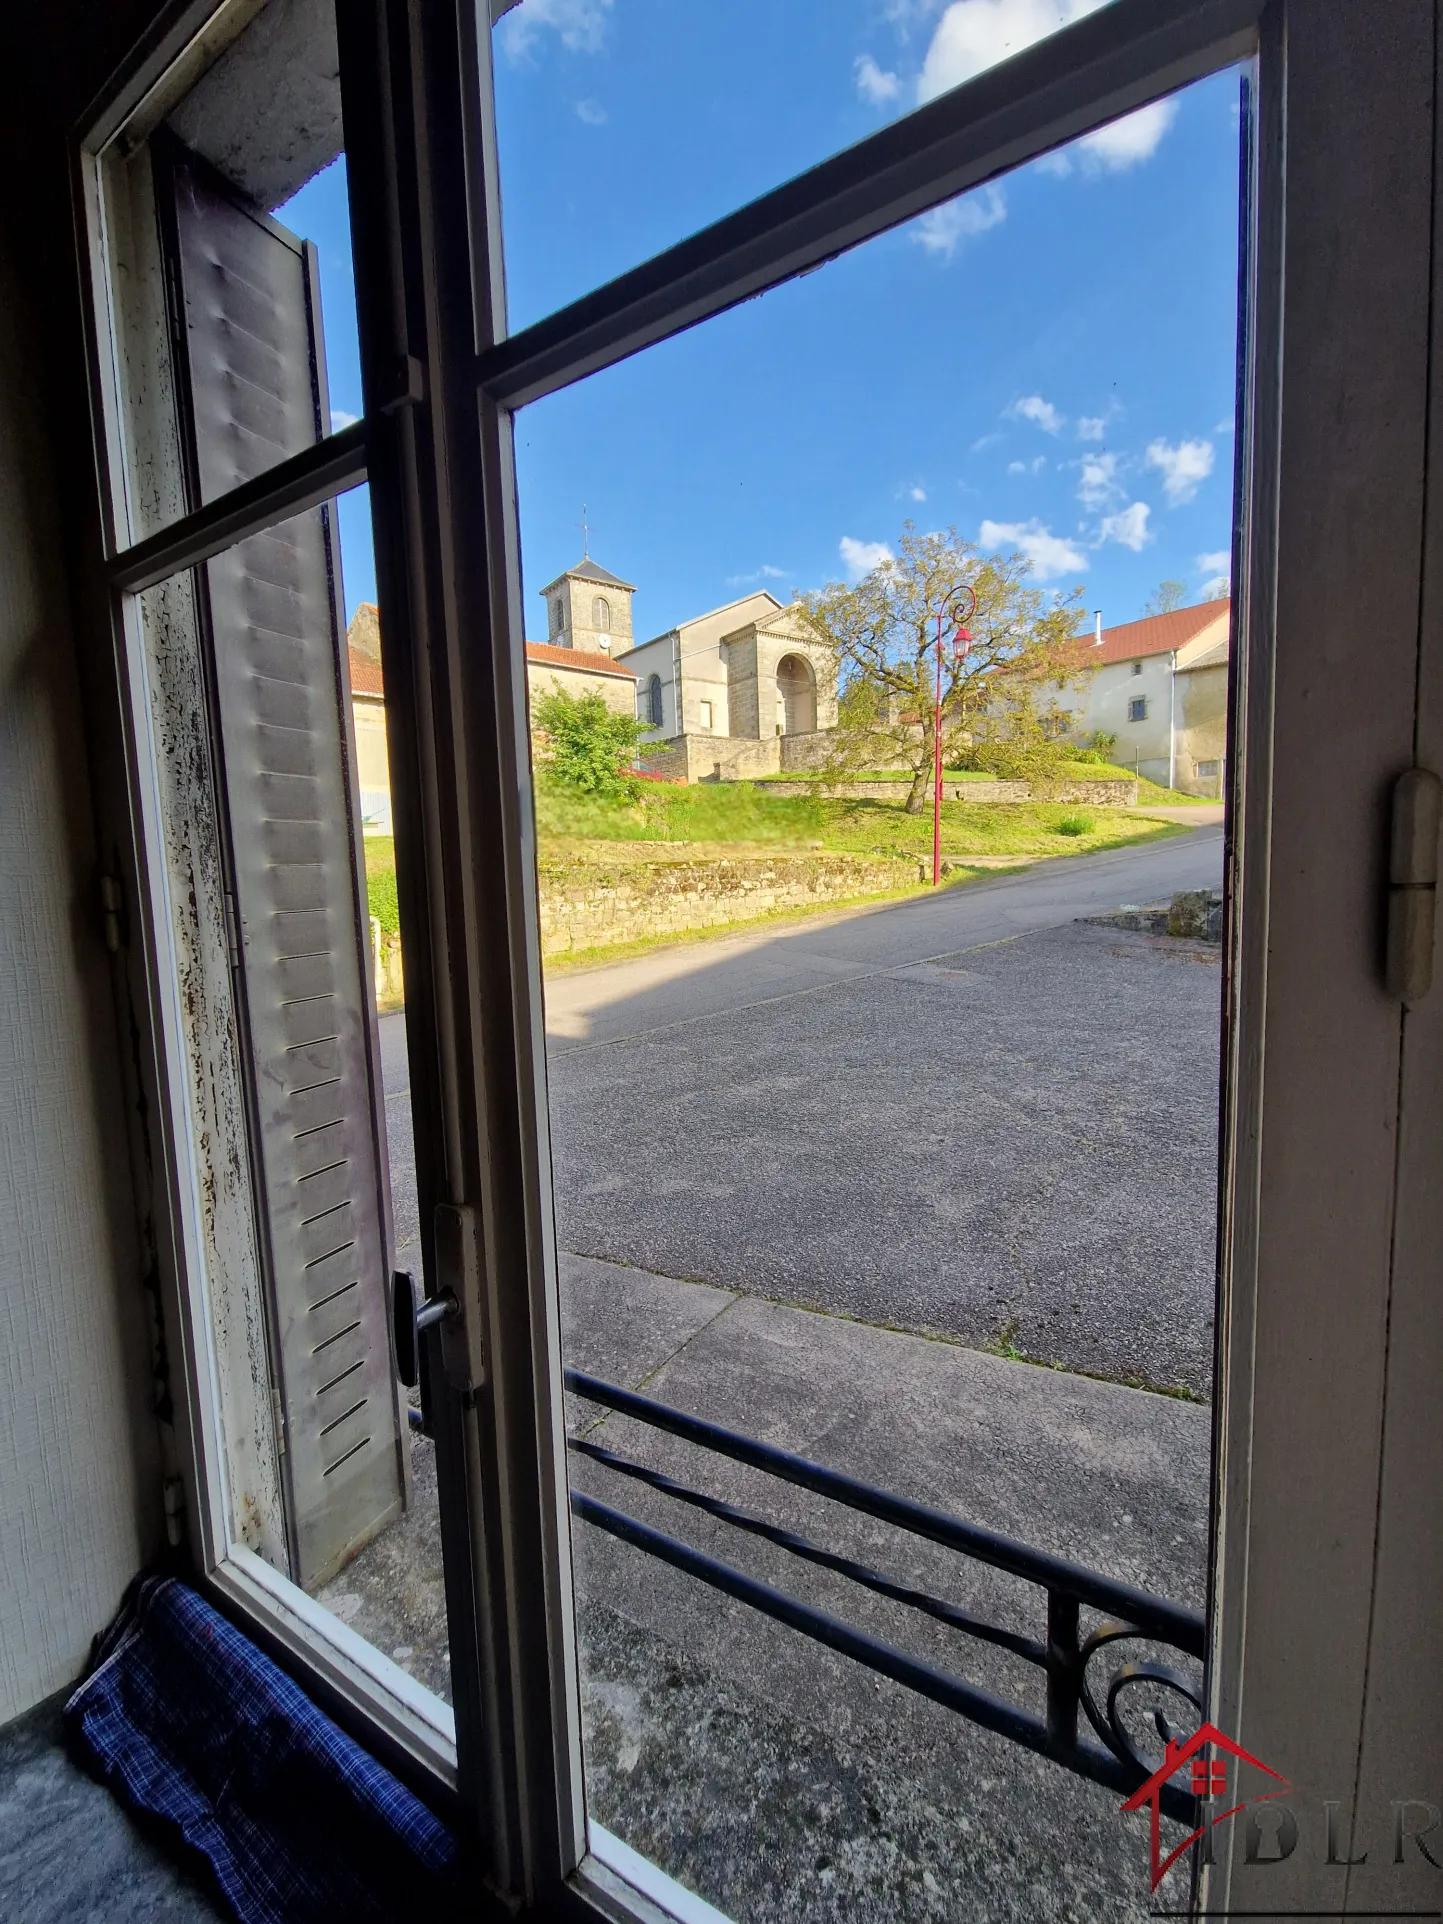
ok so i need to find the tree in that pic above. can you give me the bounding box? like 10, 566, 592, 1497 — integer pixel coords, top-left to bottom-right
532, 687, 651, 799
1143, 579, 1188, 615
793, 525, 1087, 813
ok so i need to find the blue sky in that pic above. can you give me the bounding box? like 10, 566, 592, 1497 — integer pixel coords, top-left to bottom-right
280, 0, 1243, 641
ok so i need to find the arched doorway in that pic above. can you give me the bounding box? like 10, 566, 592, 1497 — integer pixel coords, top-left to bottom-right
775, 654, 816, 735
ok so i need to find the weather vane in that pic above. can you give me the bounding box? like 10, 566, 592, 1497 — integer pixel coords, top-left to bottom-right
579, 505, 590, 559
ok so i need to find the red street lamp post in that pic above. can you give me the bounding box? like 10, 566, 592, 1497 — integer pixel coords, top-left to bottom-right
932, 585, 977, 886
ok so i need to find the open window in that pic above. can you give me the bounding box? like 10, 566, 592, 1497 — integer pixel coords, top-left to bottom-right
75, 0, 1443, 1918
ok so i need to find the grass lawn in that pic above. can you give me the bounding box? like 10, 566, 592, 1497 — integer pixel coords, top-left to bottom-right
534, 778, 1180, 863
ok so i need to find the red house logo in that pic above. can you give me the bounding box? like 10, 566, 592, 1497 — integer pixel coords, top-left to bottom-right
1121, 1720, 1292, 1891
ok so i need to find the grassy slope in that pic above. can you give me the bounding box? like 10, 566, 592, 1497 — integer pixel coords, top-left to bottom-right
533, 779, 1178, 861
364, 785, 1184, 951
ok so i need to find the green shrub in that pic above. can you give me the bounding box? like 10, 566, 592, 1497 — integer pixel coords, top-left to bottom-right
366, 861, 400, 935
534, 688, 652, 799
1055, 813, 1094, 837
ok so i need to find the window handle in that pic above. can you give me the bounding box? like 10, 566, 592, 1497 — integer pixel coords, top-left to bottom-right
391, 1268, 458, 1390
1386, 768, 1441, 1003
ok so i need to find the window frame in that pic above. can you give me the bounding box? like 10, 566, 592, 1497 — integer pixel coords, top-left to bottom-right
75, 0, 1443, 1919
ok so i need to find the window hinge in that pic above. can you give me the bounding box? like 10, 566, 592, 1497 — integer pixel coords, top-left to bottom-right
100, 873, 124, 953
222, 890, 241, 970
377, 353, 426, 417
1386, 767, 1441, 1003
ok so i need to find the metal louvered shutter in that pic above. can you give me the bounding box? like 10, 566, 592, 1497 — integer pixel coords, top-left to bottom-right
162, 141, 406, 1589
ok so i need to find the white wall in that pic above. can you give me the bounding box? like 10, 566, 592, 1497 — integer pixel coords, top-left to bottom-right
0, 198, 159, 1722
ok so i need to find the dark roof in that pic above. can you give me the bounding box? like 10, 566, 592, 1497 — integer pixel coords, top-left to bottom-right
540, 558, 636, 592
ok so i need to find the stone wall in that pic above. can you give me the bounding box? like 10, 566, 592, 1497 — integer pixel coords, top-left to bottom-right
638, 733, 783, 783
752, 776, 1139, 805
537, 852, 919, 957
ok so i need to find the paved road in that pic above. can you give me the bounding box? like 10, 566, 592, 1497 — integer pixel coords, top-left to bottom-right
543, 828, 1224, 1395
379, 828, 1224, 1393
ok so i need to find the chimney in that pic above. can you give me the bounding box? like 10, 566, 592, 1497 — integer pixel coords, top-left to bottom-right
1094, 609, 1103, 647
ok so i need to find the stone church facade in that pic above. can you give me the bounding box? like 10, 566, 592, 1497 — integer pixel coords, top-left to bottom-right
543, 564, 837, 782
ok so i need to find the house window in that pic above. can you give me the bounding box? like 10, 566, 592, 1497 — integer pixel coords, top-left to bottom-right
594, 596, 611, 631
1131, 661, 1143, 676
1129, 697, 1148, 722
647, 674, 664, 728
1196, 760, 1220, 779
698, 699, 713, 731
551, 597, 562, 636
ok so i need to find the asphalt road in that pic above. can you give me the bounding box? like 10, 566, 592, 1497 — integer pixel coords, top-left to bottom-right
380, 827, 1225, 1395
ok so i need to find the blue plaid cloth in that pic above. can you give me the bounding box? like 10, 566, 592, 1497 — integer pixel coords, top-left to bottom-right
64, 1575, 462, 1924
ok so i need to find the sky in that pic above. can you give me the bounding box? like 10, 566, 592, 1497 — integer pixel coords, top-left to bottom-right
279, 0, 1243, 642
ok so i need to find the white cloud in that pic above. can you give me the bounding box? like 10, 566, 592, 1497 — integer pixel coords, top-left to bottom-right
855, 53, 902, 105
329, 408, 360, 429
908, 485, 928, 501
971, 432, 1003, 452
1146, 436, 1215, 505
1006, 393, 1064, 435
1196, 550, 1231, 577
839, 537, 894, 578
1215, 416, 1236, 434
980, 517, 1086, 579
1076, 451, 1122, 509
574, 97, 607, 124
501, 0, 612, 59
911, 184, 1007, 256
1076, 415, 1108, 441
1078, 99, 1178, 170
1098, 501, 1153, 551
1035, 149, 1074, 178
918, 0, 1104, 101
727, 564, 792, 587
1007, 455, 1046, 475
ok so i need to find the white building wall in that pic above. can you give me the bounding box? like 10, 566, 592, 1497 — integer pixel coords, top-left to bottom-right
0, 213, 160, 1721
1052, 651, 1178, 785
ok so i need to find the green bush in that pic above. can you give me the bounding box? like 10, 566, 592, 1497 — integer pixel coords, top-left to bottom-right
1054, 813, 1094, 837
366, 859, 400, 935
534, 688, 651, 799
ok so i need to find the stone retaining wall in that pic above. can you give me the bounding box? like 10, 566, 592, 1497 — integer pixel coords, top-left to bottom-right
537, 852, 919, 957
752, 776, 1138, 806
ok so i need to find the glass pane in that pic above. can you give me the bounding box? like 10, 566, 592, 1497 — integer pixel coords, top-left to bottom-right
491, 0, 1125, 331
517, 72, 1242, 1916
98, 0, 361, 543
136, 485, 452, 1709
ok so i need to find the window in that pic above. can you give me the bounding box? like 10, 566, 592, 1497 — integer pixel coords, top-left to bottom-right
1132, 660, 1144, 676
698, 699, 713, 731
593, 596, 611, 631
551, 597, 563, 636
1129, 697, 1148, 722
1196, 760, 1220, 779
78, 2, 1440, 1920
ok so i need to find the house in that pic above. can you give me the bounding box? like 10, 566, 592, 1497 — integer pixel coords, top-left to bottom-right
343, 597, 639, 836
1045, 598, 1231, 795
613, 582, 838, 782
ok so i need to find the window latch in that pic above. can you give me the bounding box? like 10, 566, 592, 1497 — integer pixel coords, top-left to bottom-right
1386, 767, 1442, 1003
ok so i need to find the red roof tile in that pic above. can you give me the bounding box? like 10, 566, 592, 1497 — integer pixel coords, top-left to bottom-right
348, 644, 385, 697
525, 640, 636, 678
1060, 598, 1230, 670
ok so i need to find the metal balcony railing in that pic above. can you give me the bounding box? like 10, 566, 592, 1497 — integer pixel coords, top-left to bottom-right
563, 1367, 1204, 1825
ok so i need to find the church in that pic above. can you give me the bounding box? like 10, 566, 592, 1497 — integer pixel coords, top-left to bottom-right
537, 555, 838, 782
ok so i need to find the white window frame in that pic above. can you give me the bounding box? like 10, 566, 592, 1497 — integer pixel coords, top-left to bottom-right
72, 0, 1443, 1918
